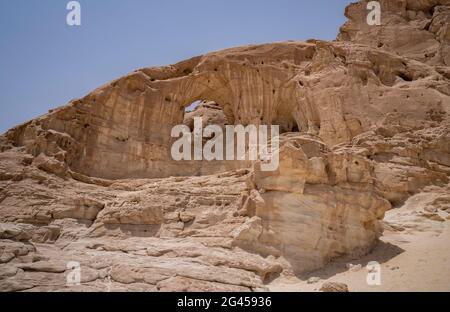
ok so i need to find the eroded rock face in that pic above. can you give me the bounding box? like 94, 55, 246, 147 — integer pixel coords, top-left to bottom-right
0, 0, 449, 292
244, 135, 390, 273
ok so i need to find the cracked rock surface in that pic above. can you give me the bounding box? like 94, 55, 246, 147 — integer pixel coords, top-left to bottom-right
1, 0, 450, 291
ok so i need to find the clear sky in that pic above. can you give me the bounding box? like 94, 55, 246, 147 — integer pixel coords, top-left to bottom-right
0, 0, 352, 134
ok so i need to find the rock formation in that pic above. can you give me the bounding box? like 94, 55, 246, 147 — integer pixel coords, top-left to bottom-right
0, 0, 449, 291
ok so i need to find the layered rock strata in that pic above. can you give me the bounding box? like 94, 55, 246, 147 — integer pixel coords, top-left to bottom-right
0, 0, 449, 291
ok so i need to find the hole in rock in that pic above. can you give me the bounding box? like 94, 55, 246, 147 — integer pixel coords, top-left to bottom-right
185, 100, 202, 113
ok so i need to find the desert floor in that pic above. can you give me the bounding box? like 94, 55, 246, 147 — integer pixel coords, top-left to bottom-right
269, 195, 450, 292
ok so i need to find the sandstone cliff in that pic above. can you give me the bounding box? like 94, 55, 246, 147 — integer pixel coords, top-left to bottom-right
0, 0, 449, 291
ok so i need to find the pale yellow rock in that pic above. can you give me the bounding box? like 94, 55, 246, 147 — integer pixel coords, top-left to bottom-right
320, 282, 349, 293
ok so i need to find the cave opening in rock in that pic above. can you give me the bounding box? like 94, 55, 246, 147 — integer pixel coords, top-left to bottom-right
275, 112, 301, 134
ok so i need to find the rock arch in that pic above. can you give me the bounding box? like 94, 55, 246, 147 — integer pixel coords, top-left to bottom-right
5, 38, 447, 180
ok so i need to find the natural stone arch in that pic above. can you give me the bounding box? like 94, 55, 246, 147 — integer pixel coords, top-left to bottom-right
8, 39, 438, 180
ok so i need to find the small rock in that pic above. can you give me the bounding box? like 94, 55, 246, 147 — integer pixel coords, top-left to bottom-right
33, 154, 68, 178
0, 252, 15, 264
307, 277, 321, 284
424, 206, 438, 213
391, 224, 405, 232
0, 223, 22, 239
163, 212, 180, 222
18, 261, 67, 273
320, 282, 349, 293
21, 155, 34, 166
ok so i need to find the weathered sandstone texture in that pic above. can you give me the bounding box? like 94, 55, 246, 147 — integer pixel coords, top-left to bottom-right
0, 0, 449, 291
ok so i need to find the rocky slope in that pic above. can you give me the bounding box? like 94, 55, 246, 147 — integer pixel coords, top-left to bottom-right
0, 0, 449, 291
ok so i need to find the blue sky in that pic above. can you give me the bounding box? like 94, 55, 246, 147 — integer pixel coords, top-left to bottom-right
0, 0, 352, 133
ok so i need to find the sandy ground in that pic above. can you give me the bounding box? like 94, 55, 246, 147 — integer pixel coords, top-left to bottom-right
269, 211, 450, 292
